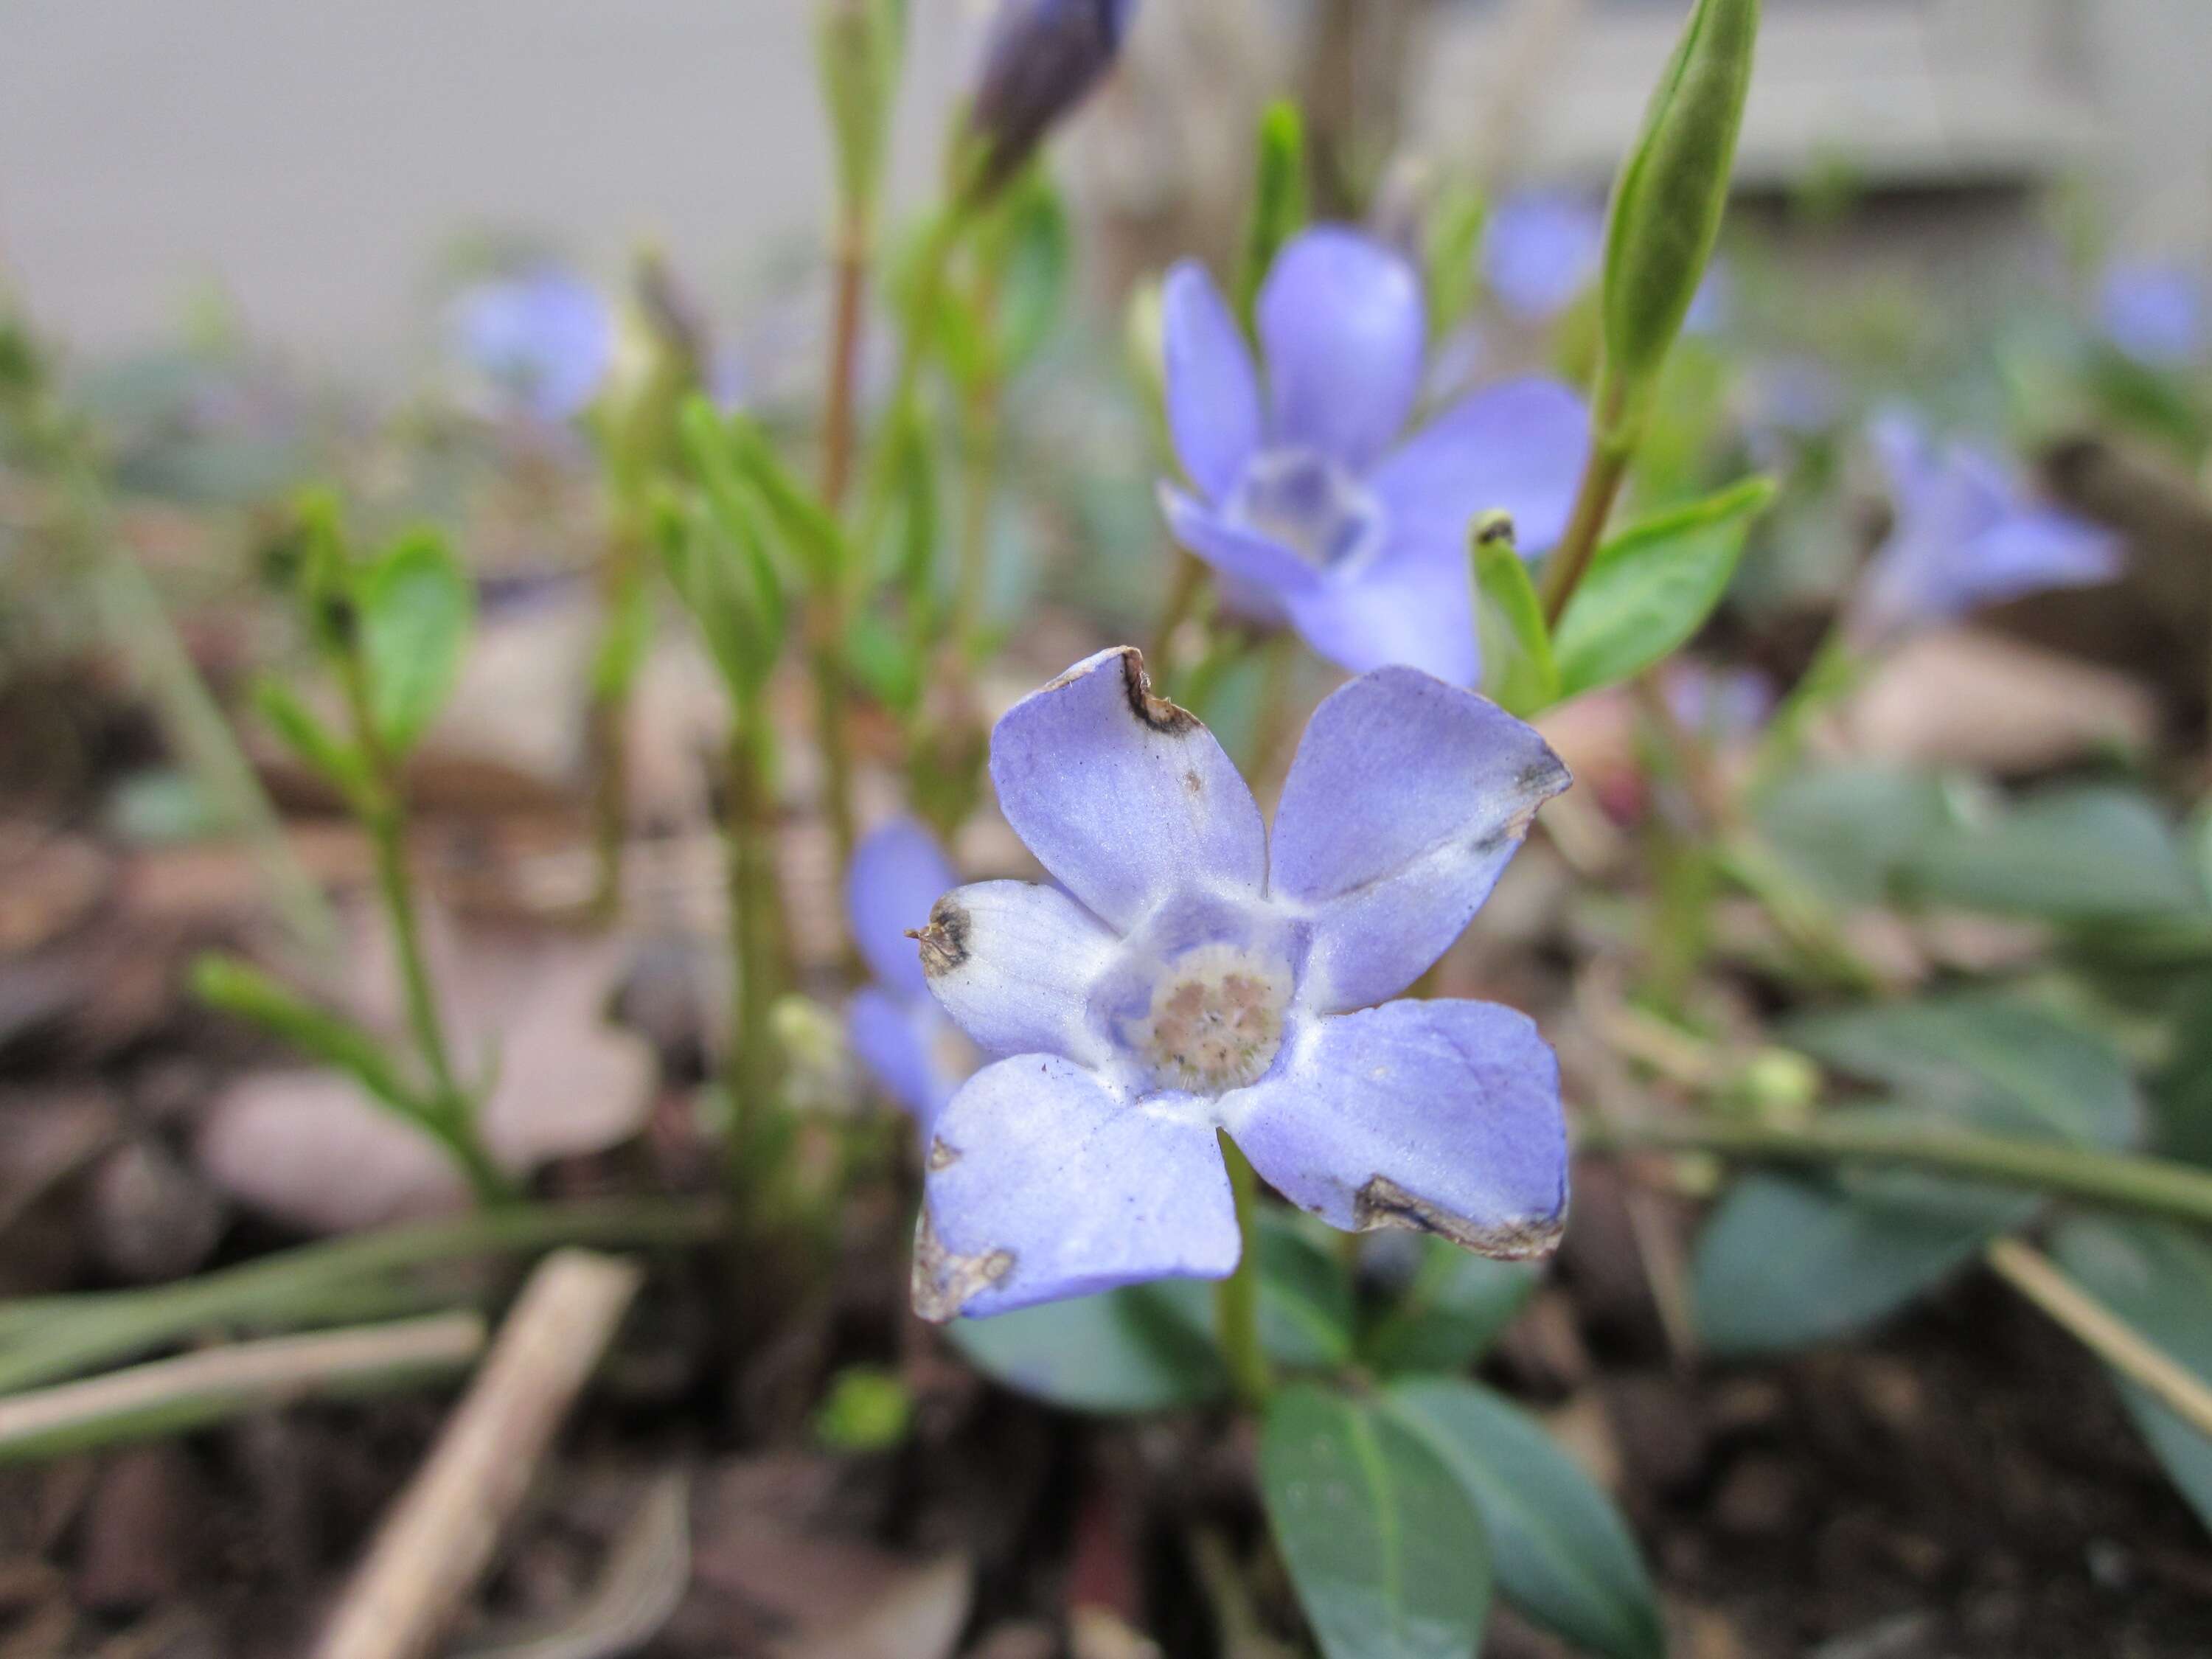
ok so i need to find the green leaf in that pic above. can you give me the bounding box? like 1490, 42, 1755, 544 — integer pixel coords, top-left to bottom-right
1755, 762, 1948, 907
990, 173, 1071, 374
1784, 990, 2145, 1152
1261, 1383, 1492, 1659
253, 679, 366, 799
1238, 101, 1310, 327
1472, 520, 1560, 717
1384, 1379, 1664, 1659
1691, 1169, 2006, 1357
658, 492, 782, 697
189, 953, 420, 1115
2050, 1216, 2212, 1535
950, 1281, 1223, 1413
359, 531, 474, 757
1256, 1208, 1356, 1370
1364, 1238, 1537, 1377
2152, 974, 2212, 1168
1552, 476, 1773, 698
588, 566, 655, 703
1904, 785, 2208, 925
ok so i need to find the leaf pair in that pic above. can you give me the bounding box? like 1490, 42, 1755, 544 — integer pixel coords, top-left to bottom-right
1262, 1380, 1665, 1659
1478, 476, 1774, 717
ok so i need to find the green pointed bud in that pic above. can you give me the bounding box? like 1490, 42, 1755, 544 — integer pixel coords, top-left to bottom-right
1596, 0, 1759, 442
816, 0, 905, 218
599, 248, 705, 503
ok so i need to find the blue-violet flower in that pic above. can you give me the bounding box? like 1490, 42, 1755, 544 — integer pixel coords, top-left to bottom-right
847, 819, 981, 1134
1482, 190, 1603, 324
2096, 260, 2204, 369
447, 265, 615, 422
1161, 226, 1587, 687
907, 647, 1571, 1321
1850, 413, 2123, 646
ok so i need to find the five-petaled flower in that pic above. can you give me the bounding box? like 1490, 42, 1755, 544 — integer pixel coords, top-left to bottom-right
1848, 412, 2123, 646
906, 647, 1571, 1322
846, 818, 981, 1133
1160, 226, 1587, 689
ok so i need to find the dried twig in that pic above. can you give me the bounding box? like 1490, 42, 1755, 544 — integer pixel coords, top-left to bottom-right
0, 1312, 485, 1464
316, 1250, 643, 1659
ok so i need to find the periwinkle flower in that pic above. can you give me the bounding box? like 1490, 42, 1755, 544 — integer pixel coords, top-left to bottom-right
2096, 260, 2205, 369
846, 819, 981, 1133
1663, 658, 1773, 741
447, 265, 614, 422
1481, 191, 1604, 324
1850, 413, 2122, 646
907, 647, 1571, 1321
967, 0, 1138, 198
1161, 227, 1588, 687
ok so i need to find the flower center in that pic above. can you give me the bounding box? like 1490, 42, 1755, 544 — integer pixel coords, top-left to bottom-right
1133, 942, 1293, 1095
1228, 448, 1385, 574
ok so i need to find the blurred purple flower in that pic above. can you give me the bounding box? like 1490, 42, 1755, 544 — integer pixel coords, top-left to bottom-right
968, 0, 1138, 196
1482, 191, 1604, 324
1663, 658, 1773, 741
1851, 413, 2123, 645
1160, 227, 1588, 687
447, 265, 614, 422
908, 647, 1570, 1321
2096, 260, 2205, 369
846, 819, 980, 1134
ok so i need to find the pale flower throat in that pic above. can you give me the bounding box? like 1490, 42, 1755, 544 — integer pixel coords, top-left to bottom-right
1132, 942, 1293, 1095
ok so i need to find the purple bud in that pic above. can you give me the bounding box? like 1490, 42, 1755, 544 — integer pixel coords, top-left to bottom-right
966, 0, 1137, 199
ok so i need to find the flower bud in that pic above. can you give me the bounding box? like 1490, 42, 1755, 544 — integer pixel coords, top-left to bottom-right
1596, 0, 1759, 441
816, 0, 905, 218
962, 0, 1138, 203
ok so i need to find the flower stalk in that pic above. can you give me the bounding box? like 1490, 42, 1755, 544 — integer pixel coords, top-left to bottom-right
1215, 1136, 1273, 1411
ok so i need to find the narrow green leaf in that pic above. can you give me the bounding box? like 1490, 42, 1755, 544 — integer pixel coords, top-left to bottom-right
1904, 785, 2209, 925
253, 679, 366, 799
1238, 101, 1310, 327
950, 1281, 1224, 1413
1260, 1383, 1491, 1659
359, 531, 473, 757
588, 566, 656, 703
1472, 518, 1561, 716
189, 953, 420, 1115
990, 173, 1072, 373
1785, 991, 2145, 1152
1552, 476, 1774, 698
1384, 1379, 1665, 1659
1365, 1239, 1537, 1377
2051, 1216, 2212, 1535
725, 408, 849, 587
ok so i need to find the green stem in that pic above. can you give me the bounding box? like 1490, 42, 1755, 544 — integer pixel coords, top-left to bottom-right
1540, 425, 1635, 630
0, 1199, 719, 1396
586, 519, 648, 924
1583, 1116, 2212, 1231
953, 364, 1003, 660
1746, 622, 1862, 802
1215, 1137, 1273, 1411
725, 691, 790, 1207
855, 211, 966, 563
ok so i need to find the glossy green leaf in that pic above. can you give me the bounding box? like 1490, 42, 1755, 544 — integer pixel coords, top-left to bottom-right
1473, 521, 1560, 717
2051, 1216, 2212, 1535
1785, 990, 2145, 1152
360, 531, 473, 757
1691, 1169, 2003, 1357
1552, 476, 1774, 698
1755, 762, 1948, 906
1384, 1379, 1664, 1659
253, 679, 366, 799
1904, 786, 2208, 925
189, 953, 420, 1115
950, 1281, 1224, 1413
1261, 1383, 1492, 1659
1364, 1238, 1537, 1377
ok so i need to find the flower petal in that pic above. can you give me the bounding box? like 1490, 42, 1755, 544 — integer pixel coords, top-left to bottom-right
1366, 378, 1590, 555
1162, 262, 1264, 501
1281, 549, 1481, 687
990, 647, 1267, 932
1270, 667, 1568, 1011
1257, 227, 1426, 471
1161, 485, 1324, 599
915, 1054, 1241, 1320
918, 879, 1120, 1067
1226, 998, 1567, 1257
849, 987, 966, 1130
1958, 510, 2124, 606
847, 818, 959, 998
